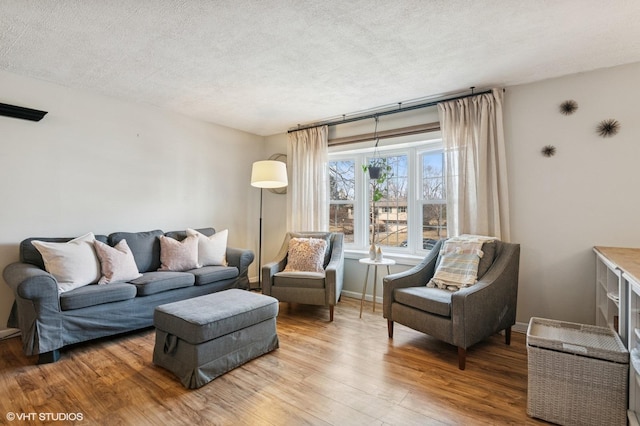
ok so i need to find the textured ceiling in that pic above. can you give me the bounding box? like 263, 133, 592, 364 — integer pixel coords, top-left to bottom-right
2, 1, 640, 136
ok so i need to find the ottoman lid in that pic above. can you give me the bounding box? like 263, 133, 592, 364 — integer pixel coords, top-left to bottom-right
154, 289, 279, 344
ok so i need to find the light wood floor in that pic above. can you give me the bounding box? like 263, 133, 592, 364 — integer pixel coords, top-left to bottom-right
0, 296, 547, 425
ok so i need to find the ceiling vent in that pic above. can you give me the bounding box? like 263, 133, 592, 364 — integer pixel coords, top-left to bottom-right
0, 102, 48, 121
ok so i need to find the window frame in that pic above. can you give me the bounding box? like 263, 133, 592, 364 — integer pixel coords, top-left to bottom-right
328, 138, 444, 257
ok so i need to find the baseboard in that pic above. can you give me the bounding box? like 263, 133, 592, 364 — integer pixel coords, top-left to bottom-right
341, 289, 381, 303
0, 328, 21, 340
512, 322, 528, 334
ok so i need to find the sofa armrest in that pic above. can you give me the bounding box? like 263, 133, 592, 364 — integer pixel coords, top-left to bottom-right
3, 262, 63, 356
3, 262, 59, 300
451, 243, 520, 348
225, 247, 254, 289
382, 240, 443, 318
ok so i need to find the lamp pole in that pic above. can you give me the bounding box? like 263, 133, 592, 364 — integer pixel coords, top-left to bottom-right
257, 187, 263, 289
250, 159, 288, 291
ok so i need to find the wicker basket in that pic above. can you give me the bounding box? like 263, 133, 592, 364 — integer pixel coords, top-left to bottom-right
527, 317, 629, 426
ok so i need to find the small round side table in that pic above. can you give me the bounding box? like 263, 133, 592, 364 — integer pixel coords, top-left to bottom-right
358, 257, 396, 318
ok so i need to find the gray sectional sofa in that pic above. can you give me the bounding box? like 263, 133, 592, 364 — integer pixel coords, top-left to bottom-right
2, 228, 254, 364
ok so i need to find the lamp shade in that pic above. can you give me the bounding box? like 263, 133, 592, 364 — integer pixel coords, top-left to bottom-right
251, 160, 288, 189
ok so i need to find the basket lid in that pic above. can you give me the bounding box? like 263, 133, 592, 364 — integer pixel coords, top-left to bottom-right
527, 317, 629, 364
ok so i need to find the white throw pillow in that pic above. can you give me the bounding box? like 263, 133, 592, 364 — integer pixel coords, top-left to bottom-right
31, 232, 101, 293
158, 235, 200, 271
93, 239, 142, 284
283, 237, 328, 273
186, 228, 228, 266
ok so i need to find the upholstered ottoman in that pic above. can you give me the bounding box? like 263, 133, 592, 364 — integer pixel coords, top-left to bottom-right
153, 289, 279, 389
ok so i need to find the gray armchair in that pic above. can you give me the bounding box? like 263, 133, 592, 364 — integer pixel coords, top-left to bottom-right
262, 232, 344, 321
383, 239, 520, 369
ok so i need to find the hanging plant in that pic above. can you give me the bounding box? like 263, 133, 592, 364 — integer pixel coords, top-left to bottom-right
362, 159, 393, 246
596, 119, 620, 137
367, 166, 381, 179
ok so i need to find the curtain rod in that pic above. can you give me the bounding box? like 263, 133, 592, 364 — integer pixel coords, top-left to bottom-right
287, 88, 493, 134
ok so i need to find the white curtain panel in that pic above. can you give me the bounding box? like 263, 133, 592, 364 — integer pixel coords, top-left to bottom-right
287, 126, 329, 232
437, 88, 511, 241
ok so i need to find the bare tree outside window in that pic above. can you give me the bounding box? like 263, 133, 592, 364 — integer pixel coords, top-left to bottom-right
329, 160, 355, 243
421, 152, 447, 248
373, 154, 407, 248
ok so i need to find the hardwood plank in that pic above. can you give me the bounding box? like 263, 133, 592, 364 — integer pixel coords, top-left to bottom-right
0, 296, 548, 425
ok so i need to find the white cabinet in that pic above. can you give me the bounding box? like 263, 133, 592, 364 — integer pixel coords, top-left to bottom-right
594, 246, 640, 425
628, 274, 640, 426
594, 248, 626, 345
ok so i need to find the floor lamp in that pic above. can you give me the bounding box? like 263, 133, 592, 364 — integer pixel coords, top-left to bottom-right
250, 160, 288, 290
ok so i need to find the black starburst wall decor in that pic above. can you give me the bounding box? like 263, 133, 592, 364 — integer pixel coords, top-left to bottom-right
559, 100, 578, 115
541, 145, 557, 157
596, 119, 620, 138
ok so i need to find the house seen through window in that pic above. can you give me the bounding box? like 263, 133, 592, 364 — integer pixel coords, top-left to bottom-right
328, 140, 447, 254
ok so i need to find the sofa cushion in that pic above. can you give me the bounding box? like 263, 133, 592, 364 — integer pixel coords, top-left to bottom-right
187, 228, 228, 266
31, 232, 102, 293
189, 265, 238, 286
274, 271, 326, 289
109, 230, 163, 273
394, 286, 452, 317
129, 271, 194, 296
165, 227, 215, 241
93, 239, 142, 284
158, 235, 200, 271
60, 282, 137, 311
20, 235, 108, 269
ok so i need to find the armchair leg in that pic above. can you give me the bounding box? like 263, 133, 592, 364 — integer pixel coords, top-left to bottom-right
457, 347, 466, 370
329, 305, 334, 322
387, 320, 394, 338
505, 326, 512, 345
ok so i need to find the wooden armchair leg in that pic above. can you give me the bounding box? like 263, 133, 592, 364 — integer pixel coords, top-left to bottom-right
387, 320, 394, 338
329, 305, 334, 322
457, 347, 466, 370
505, 326, 512, 345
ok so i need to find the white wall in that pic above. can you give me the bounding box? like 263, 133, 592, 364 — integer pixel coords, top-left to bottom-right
0, 70, 264, 330
263, 61, 640, 326
505, 62, 640, 325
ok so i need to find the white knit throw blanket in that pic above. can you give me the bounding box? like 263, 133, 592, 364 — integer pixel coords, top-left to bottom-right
428, 235, 497, 291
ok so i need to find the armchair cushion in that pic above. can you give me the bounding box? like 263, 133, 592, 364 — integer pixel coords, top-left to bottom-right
274, 272, 325, 289
394, 286, 452, 317
283, 237, 327, 273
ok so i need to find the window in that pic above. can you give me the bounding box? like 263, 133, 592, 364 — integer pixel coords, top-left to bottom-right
420, 150, 447, 250
328, 159, 356, 244
328, 140, 446, 254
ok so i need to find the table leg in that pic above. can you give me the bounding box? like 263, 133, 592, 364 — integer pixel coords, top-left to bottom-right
359, 265, 370, 318
373, 265, 392, 313
372, 265, 378, 312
